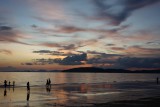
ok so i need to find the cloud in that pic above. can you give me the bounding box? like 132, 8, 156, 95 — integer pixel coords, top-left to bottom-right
34, 24, 129, 35
90, 0, 159, 25
40, 43, 83, 51
23, 63, 33, 65
31, 24, 37, 28
117, 57, 160, 69
61, 44, 77, 50
87, 51, 123, 65
111, 47, 125, 51
0, 49, 12, 55
111, 46, 160, 57
87, 52, 160, 69
86, 50, 160, 69
33, 50, 53, 54
57, 25, 128, 33
87, 50, 106, 55
40, 43, 61, 48
25, 53, 87, 65
106, 43, 116, 46
0, 26, 12, 30
0, 25, 31, 45
33, 50, 75, 56
29, 0, 69, 23
57, 26, 85, 33
146, 40, 160, 45
27, 49, 160, 69
0, 66, 17, 71
59, 53, 87, 65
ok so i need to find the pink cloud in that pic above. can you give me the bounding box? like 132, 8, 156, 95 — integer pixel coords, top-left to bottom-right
0, 49, 12, 55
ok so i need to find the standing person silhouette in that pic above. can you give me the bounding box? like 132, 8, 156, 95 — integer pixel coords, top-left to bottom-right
13, 81, 15, 86
27, 82, 30, 101
9, 81, 10, 86
46, 79, 49, 86
49, 78, 51, 86
157, 77, 159, 84
9, 81, 11, 90
27, 82, 30, 91
13, 81, 15, 92
4, 80, 7, 88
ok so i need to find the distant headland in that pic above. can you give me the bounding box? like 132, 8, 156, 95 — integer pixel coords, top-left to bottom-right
0, 67, 159, 73
61, 67, 160, 73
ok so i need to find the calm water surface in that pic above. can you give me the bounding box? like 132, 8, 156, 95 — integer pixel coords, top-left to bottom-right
0, 72, 159, 86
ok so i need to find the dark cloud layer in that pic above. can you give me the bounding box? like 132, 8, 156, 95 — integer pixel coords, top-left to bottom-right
87, 50, 160, 69
33, 50, 76, 56
88, 56, 160, 69
25, 49, 160, 69
40, 43, 84, 51
0, 26, 12, 31
0, 66, 17, 71
91, 0, 159, 25
24, 53, 87, 65
118, 57, 160, 68
60, 53, 87, 65
111, 46, 160, 57
33, 50, 54, 54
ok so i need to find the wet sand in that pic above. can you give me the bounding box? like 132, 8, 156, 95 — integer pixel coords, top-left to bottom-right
0, 82, 160, 107
93, 96, 160, 107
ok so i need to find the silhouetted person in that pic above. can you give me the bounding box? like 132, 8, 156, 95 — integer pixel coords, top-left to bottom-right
9, 81, 10, 86
4, 89, 7, 96
9, 81, 11, 90
4, 80, 7, 88
13, 81, 15, 92
27, 82, 30, 92
157, 77, 159, 84
49, 78, 51, 85
48, 78, 51, 88
27, 91, 30, 101
27, 82, 30, 101
46, 79, 49, 86
13, 81, 15, 86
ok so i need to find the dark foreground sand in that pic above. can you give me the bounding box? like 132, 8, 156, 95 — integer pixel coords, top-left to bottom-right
92, 97, 160, 107
40, 96, 160, 107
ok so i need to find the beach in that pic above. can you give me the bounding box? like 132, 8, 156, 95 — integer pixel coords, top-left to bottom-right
1, 81, 160, 107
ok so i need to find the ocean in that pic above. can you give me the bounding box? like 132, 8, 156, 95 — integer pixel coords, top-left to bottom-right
0, 72, 160, 107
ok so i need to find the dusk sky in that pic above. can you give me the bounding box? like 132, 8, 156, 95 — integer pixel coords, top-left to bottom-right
0, 0, 160, 71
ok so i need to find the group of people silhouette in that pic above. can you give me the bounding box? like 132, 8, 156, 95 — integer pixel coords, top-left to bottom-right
3, 79, 52, 101
3, 80, 15, 96
4, 80, 15, 88
46, 78, 51, 92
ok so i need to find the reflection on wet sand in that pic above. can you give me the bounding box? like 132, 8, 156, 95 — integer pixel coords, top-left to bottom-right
1, 81, 160, 107
13, 86, 14, 92
4, 89, 7, 96
80, 83, 88, 93
27, 91, 30, 101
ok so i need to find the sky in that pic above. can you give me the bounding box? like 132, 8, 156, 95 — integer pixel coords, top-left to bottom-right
0, 0, 160, 71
